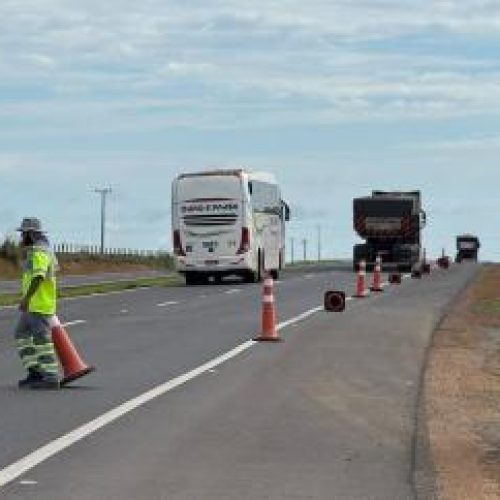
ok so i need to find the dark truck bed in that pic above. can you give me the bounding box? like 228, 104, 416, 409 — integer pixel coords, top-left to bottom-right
353, 191, 425, 272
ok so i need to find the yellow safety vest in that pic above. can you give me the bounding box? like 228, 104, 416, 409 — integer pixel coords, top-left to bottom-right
22, 245, 57, 315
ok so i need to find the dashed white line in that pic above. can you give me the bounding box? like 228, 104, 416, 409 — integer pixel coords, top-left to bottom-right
157, 301, 180, 307
225, 289, 242, 295
62, 320, 87, 328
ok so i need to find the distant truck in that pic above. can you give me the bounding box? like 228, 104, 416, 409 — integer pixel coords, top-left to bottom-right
353, 190, 427, 272
455, 235, 480, 262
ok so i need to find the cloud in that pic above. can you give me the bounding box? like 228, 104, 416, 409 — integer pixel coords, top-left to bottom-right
1, 0, 500, 133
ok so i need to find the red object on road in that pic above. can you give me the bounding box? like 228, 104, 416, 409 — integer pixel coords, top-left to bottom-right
50, 315, 95, 386
324, 291, 346, 312
389, 273, 402, 284
254, 274, 281, 342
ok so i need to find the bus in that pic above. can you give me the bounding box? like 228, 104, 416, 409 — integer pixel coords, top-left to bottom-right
171, 168, 290, 285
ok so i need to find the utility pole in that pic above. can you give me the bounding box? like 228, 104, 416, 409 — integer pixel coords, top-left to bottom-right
290, 237, 295, 264
317, 225, 321, 262
94, 187, 112, 253
302, 238, 307, 262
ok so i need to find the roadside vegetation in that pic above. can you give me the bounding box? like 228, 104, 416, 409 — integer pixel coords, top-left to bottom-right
0, 237, 175, 280
424, 264, 500, 499
0, 237, 179, 302
0, 275, 183, 307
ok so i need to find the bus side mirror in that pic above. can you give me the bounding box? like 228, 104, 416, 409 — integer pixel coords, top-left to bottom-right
283, 202, 291, 221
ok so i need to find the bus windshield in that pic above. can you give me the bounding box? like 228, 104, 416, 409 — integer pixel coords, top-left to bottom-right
177, 175, 243, 202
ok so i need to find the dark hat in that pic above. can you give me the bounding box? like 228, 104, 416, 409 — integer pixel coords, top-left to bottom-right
16, 217, 45, 233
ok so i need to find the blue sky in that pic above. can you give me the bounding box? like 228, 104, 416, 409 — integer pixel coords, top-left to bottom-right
1, 0, 499, 261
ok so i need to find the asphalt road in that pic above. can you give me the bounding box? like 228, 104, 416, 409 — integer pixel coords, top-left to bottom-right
0, 263, 478, 499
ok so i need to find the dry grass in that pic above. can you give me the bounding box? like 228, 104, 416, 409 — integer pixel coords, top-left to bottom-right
425, 265, 500, 499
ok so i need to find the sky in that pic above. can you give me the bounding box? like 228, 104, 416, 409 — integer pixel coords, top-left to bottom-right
0, 0, 499, 261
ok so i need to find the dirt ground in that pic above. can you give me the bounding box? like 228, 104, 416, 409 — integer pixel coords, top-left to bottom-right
425, 264, 500, 499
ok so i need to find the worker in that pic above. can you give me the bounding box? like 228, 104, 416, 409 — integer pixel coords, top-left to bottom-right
14, 218, 60, 389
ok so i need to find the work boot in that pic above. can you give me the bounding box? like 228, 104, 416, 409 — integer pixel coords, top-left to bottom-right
29, 377, 60, 390
18, 370, 43, 388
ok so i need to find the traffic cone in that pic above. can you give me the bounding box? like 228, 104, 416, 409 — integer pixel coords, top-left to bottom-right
437, 248, 450, 269
49, 315, 95, 386
254, 273, 281, 341
370, 256, 384, 292
355, 260, 369, 298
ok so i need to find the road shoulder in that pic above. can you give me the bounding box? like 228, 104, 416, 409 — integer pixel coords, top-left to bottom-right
418, 264, 500, 499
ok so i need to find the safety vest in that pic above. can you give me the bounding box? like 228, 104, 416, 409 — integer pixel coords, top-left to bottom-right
22, 244, 58, 315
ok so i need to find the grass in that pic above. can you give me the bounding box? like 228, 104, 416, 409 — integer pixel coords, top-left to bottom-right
472, 298, 500, 316
0, 275, 183, 307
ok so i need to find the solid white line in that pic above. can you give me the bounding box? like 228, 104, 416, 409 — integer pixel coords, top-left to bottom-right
0, 303, 330, 488
156, 301, 179, 307
277, 306, 323, 330
0, 340, 256, 489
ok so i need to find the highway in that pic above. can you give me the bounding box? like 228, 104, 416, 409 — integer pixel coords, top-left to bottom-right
0, 263, 478, 499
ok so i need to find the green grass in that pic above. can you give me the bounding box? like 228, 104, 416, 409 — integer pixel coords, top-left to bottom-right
0, 275, 183, 307
472, 299, 500, 316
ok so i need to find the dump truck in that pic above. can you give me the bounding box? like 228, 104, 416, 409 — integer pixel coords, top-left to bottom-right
455, 234, 480, 262
353, 190, 427, 272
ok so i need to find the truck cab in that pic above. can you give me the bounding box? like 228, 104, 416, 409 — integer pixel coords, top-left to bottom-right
455, 235, 480, 262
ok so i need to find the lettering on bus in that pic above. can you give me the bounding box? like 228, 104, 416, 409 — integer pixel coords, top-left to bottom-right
181, 203, 239, 213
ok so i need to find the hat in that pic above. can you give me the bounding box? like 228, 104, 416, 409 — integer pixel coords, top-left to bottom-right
17, 217, 45, 233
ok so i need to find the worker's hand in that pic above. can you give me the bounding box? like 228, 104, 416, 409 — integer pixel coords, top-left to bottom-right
19, 297, 29, 312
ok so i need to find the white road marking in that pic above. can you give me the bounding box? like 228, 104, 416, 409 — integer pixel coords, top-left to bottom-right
224, 289, 242, 295
62, 320, 87, 328
120, 309, 129, 314
19, 480, 37, 485
157, 301, 179, 307
277, 306, 323, 330
0, 304, 329, 489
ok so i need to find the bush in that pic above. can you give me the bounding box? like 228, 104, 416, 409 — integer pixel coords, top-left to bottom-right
0, 238, 21, 266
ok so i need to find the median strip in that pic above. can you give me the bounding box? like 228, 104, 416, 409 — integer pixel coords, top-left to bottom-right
0, 275, 183, 308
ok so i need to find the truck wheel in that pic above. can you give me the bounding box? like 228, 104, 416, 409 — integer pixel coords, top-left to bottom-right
257, 251, 265, 282
185, 273, 198, 286
244, 270, 258, 283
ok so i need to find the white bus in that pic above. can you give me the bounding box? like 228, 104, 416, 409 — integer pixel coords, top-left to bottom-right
171, 169, 290, 285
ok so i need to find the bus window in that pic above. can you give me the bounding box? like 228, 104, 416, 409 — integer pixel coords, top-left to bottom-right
251, 181, 280, 213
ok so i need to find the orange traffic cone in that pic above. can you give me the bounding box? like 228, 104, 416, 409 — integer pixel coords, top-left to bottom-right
355, 260, 369, 298
49, 315, 95, 386
254, 273, 281, 342
370, 255, 384, 292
